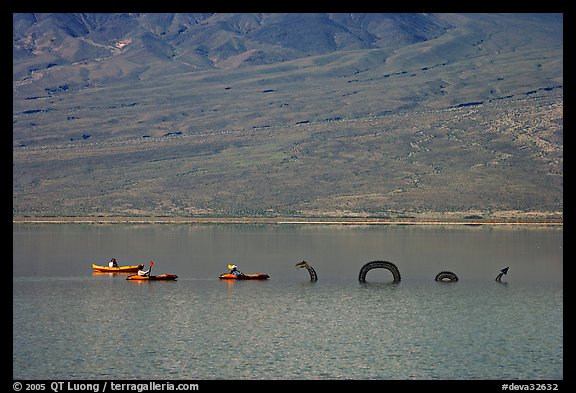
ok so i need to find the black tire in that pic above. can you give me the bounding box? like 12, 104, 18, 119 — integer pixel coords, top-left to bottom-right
435, 271, 459, 282
358, 260, 401, 283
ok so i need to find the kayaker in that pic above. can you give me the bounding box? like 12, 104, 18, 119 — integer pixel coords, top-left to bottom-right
109, 258, 118, 268
137, 264, 150, 276
229, 264, 243, 277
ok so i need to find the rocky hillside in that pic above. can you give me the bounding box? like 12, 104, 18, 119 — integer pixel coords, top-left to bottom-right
13, 13, 451, 79
12, 13, 563, 220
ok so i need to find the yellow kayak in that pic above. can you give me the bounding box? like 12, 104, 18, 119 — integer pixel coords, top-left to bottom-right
92, 264, 140, 273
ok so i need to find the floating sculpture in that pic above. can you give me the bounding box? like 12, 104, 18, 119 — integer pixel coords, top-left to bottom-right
295, 260, 318, 282
358, 260, 401, 283
495, 266, 509, 282
434, 271, 459, 282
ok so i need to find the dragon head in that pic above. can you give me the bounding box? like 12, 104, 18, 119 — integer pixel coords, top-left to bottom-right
295, 260, 310, 269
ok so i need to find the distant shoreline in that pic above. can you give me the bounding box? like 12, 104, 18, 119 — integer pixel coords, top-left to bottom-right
12, 216, 563, 226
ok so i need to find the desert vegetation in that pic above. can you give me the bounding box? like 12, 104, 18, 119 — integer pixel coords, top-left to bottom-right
13, 13, 563, 222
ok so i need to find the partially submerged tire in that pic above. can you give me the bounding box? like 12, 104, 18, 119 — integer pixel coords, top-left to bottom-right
358, 260, 401, 283
435, 271, 459, 282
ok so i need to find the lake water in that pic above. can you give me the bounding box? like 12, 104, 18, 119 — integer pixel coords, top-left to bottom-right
13, 223, 563, 381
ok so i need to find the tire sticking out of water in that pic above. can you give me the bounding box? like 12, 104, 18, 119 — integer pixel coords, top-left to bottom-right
358, 260, 401, 283
435, 271, 459, 282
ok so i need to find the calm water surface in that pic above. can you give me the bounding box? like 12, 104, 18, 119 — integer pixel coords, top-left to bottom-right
13, 223, 563, 380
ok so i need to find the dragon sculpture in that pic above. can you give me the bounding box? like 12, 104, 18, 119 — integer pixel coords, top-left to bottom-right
295, 260, 318, 282
358, 260, 401, 283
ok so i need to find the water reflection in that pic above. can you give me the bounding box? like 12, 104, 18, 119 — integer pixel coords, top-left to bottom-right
13, 223, 563, 381
13, 223, 563, 284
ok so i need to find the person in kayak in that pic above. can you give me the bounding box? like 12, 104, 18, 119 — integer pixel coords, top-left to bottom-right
229, 264, 243, 277
109, 258, 118, 268
137, 264, 150, 276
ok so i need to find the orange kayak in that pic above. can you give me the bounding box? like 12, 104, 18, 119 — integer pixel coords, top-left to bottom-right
219, 273, 269, 280
126, 274, 178, 281
92, 264, 140, 273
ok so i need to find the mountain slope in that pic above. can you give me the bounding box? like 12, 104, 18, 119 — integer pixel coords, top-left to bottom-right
12, 13, 563, 220
13, 13, 452, 79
